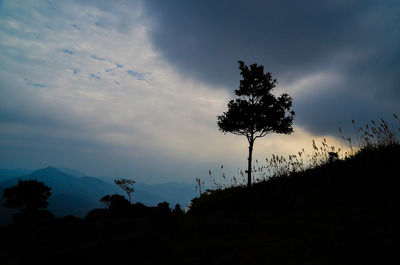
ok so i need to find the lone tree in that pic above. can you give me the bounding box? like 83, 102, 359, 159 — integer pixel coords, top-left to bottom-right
217, 61, 295, 188
3, 179, 52, 214
114, 178, 135, 203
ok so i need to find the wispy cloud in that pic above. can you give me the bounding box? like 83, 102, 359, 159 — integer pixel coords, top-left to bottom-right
0, 0, 242, 181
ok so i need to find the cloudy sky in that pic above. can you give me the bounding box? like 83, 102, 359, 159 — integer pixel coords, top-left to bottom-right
0, 0, 399, 183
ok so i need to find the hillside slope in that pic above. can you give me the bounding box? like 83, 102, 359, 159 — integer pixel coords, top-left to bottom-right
190, 144, 400, 215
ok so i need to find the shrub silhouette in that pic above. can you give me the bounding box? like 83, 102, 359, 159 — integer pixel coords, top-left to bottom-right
101, 194, 130, 208
3, 179, 52, 214
217, 61, 295, 188
100, 194, 130, 216
157, 201, 171, 214
85, 208, 108, 221
172, 204, 184, 216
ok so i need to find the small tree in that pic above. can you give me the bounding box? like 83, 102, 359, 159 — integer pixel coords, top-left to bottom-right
3, 179, 52, 214
217, 61, 295, 188
114, 178, 135, 203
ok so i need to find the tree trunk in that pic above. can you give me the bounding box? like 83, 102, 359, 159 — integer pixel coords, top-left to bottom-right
247, 139, 254, 189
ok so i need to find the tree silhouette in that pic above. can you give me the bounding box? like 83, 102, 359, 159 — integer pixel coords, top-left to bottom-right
114, 178, 135, 203
3, 179, 52, 213
217, 61, 295, 188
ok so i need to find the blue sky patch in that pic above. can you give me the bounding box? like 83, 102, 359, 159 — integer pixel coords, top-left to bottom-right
64, 49, 73, 55
71, 24, 80, 30
91, 55, 106, 61
90, 74, 101, 80
32, 83, 46, 88
126, 70, 144, 80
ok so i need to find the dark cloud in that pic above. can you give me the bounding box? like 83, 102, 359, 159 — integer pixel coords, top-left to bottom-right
142, 0, 400, 134
293, 82, 397, 135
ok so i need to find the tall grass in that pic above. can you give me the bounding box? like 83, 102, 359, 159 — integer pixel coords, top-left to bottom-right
351, 114, 400, 149
196, 114, 400, 194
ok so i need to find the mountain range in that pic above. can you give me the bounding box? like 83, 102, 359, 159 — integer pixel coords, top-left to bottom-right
0, 167, 196, 225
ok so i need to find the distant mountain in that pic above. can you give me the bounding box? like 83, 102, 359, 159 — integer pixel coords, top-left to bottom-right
0, 166, 197, 225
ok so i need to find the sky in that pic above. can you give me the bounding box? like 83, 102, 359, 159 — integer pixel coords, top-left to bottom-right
0, 0, 399, 184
